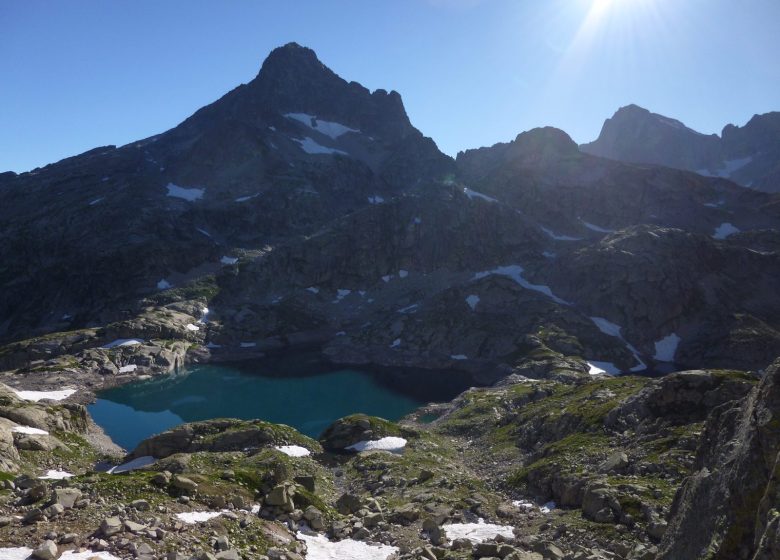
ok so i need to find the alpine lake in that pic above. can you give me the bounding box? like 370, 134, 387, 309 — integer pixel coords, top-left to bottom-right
88, 353, 474, 451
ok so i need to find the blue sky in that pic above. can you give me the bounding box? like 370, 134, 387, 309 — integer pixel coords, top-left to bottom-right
2, 0, 779, 172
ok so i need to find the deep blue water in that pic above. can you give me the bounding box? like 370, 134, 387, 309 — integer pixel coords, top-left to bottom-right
88, 359, 463, 452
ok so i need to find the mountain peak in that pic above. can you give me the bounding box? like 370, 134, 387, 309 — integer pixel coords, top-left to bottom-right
257, 42, 328, 79
507, 126, 579, 164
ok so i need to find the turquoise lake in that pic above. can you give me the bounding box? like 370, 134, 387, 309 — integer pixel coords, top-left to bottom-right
88, 358, 468, 452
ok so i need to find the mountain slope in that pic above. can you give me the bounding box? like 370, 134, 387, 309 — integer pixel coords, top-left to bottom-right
582, 104, 780, 192
0, 43, 453, 342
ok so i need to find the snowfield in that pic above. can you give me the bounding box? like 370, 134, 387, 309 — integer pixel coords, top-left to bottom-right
294, 136, 348, 155
441, 519, 515, 543
275, 445, 311, 457
39, 469, 75, 480
297, 531, 398, 560
11, 426, 48, 435
285, 113, 359, 139
346, 437, 407, 453
108, 455, 156, 474
13, 388, 76, 402
654, 333, 681, 362
166, 182, 205, 201
713, 222, 740, 239
474, 265, 570, 305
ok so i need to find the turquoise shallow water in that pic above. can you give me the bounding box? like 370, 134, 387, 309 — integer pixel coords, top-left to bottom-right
88, 360, 449, 452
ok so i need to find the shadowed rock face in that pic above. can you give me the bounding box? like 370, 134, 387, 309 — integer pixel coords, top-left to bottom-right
1, 44, 780, 378
660, 359, 780, 560
581, 104, 780, 193
0, 43, 452, 342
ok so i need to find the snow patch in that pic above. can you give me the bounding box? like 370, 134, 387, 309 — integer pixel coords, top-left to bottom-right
541, 226, 582, 241
398, 269, 409, 278
60, 552, 123, 560
108, 455, 156, 474
589, 317, 647, 372
166, 183, 204, 201
12, 426, 49, 435
333, 289, 351, 303
220, 256, 238, 265
89, 197, 104, 206
368, 195, 384, 204
581, 219, 615, 233
297, 531, 398, 560
441, 519, 515, 543
0, 549, 34, 560
275, 445, 311, 457
588, 361, 621, 376
390, 338, 401, 348
381, 275, 393, 283
540, 500, 556, 513
397, 304, 418, 314
157, 279, 172, 290
175, 510, 228, 524
235, 193, 260, 202
39, 469, 75, 480
451, 354, 468, 360
347, 437, 407, 453
463, 187, 498, 203
294, 137, 348, 155
118, 364, 138, 373
465, 295, 480, 310
590, 317, 624, 338
284, 113, 359, 139
103, 338, 144, 349
474, 265, 570, 305
240, 342, 256, 348
185, 323, 200, 332
653, 333, 681, 362
713, 222, 740, 240
306, 287, 320, 294
14, 388, 76, 402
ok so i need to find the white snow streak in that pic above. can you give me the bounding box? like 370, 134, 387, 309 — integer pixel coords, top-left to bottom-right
12, 426, 49, 435
463, 187, 498, 203
541, 226, 582, 241
294, 137, 348, 156
166, 183, 204, 201
474, 265, 570, 305
103, 338, 144, 349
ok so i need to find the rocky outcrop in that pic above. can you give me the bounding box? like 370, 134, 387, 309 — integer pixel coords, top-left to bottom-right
660, 358, 780, 559
130, 418, 320, 459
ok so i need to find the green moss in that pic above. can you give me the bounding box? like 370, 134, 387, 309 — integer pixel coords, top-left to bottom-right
710, 369, 758, 383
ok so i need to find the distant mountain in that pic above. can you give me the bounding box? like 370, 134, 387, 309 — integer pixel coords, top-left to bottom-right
581, 104, 780, 192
